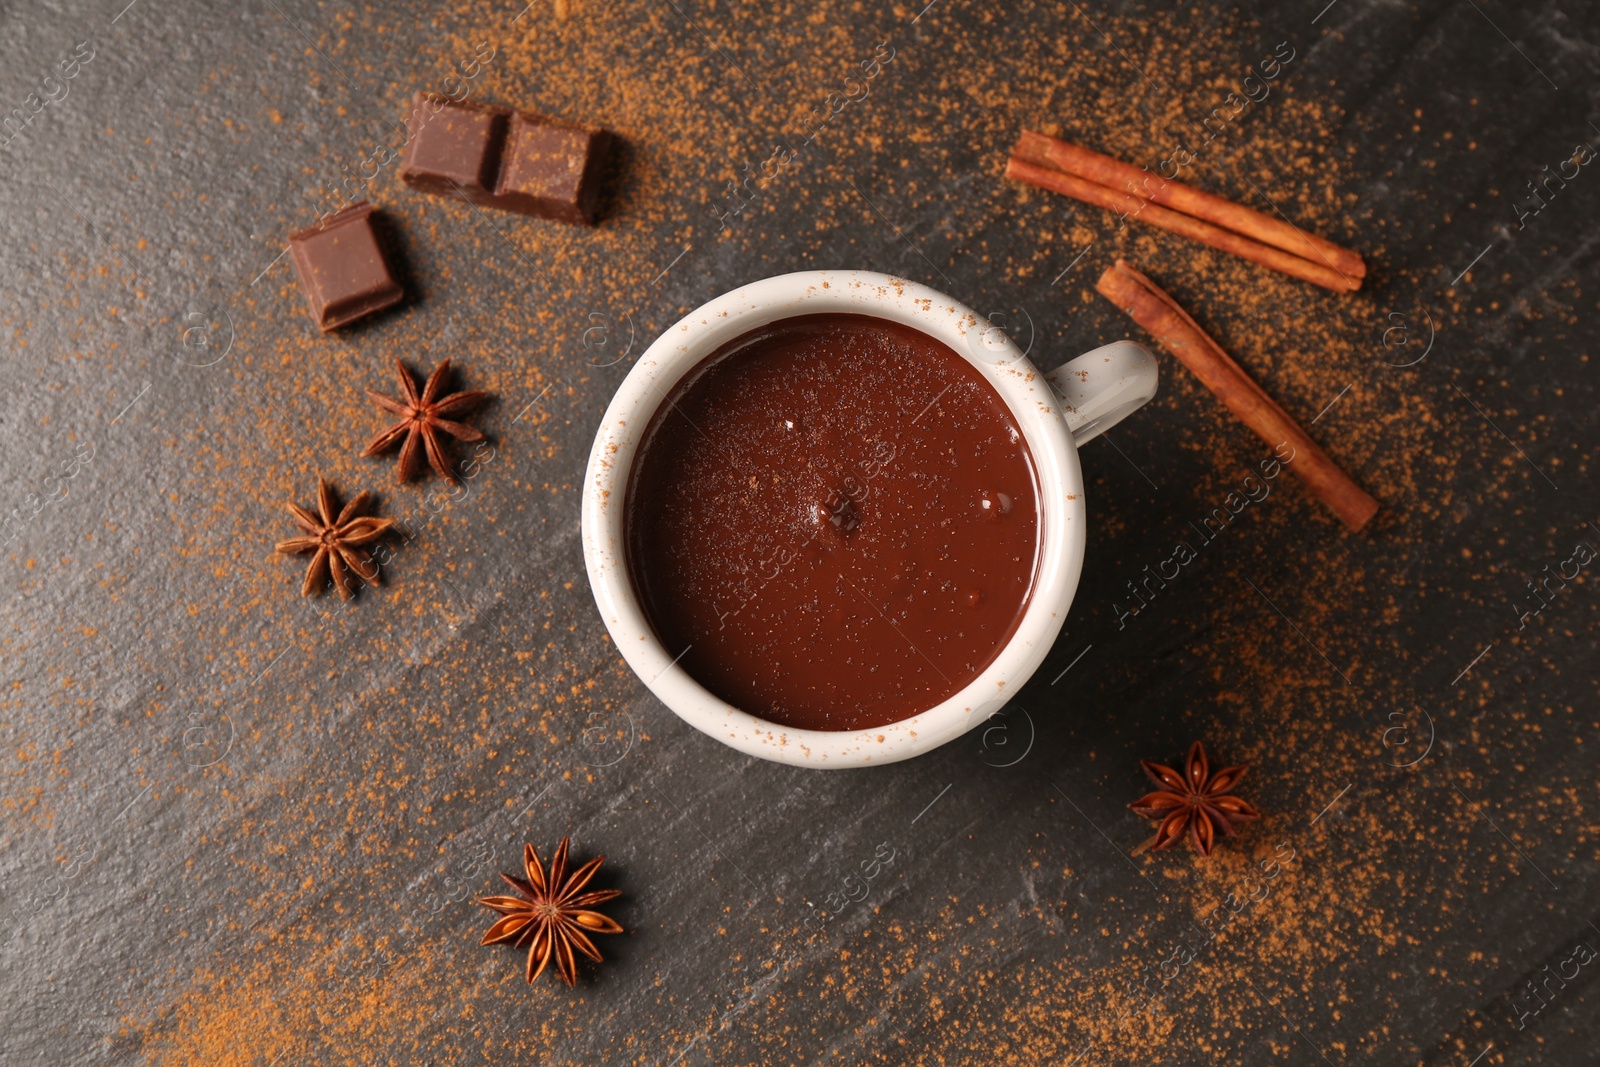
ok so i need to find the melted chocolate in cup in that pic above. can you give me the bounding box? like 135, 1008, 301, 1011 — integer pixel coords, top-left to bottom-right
625, 313, 1040, 732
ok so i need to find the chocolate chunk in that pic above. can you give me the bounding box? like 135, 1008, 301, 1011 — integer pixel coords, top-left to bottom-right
495, 114, 611, 225
288, 202, 404, 332
399, 93, 507, 202
399, 92, 611, 225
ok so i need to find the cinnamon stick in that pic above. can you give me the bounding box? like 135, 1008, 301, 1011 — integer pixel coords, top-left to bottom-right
1015, 130, 1366, 281
1095, 259, 1378, 532
1006, 156, 1358, 294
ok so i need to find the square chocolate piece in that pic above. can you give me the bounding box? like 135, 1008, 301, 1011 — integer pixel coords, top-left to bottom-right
399, 93, 509, 202
288, 202, 404, 332
397, 91, 612, 225
493, 114, 611, 225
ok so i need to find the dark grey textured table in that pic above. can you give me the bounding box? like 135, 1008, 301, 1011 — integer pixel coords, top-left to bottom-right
3, 1, 1597, 1064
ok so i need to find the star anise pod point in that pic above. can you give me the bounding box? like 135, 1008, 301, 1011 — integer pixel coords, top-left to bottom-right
363, 358, 489, 485
274, 476, 395, 600
1129, 740, 1261, 858
478, 837, 624, 986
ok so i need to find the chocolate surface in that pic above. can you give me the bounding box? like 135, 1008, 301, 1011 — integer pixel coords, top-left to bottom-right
287, 201, 403, 332
496, 114, 611, 225
625, 313, 1040, 732
399, 95, 507, 200
400, 92, 610, 224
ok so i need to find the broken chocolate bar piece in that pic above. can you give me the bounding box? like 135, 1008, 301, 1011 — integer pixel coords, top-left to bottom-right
398, 93, 507, 202
399, 92, 611, 225
495, 112, 612, 225
288, 202, 404, 332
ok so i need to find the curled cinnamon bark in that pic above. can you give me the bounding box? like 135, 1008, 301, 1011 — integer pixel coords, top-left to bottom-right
1096, 259, 1379, 532
1014, 131, 1366, 282
1007, 156, 1357, 293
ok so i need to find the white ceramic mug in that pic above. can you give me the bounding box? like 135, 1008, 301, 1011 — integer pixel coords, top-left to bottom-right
581, 270, 1158, 768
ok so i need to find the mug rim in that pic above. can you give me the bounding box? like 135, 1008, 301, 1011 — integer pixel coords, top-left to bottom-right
580, 270, 1085, 768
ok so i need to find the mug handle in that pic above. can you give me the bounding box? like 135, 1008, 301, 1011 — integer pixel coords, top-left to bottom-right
1043, 340, 1159, 446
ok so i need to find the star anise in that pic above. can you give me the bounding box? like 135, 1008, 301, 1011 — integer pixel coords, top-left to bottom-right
1129, 741, 1261, 857
478, 838, 624, 986
362, 358, 488, 484
274, 477, 395, 600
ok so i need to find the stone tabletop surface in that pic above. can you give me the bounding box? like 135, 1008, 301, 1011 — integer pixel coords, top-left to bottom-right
2, 0, 1597, 1064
